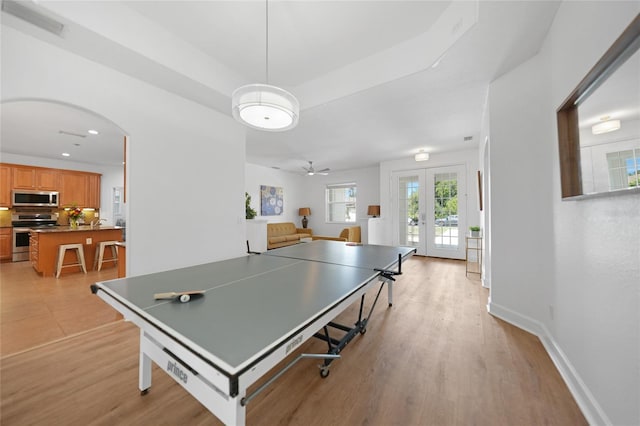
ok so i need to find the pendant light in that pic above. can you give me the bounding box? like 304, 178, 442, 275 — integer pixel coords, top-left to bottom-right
591, 116, 621, 135
232, 0, 299, 132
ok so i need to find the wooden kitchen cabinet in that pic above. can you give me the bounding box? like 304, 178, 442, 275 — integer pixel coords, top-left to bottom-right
1, 163, 101, 209
29, 231, 39, 270
87, 174, 101, 209
59, 171, 101, 209
0, 165, 11, 206
36, 168, 59, 190
12, 167, 36, 189
10, 165, 59, 191
0, 228, 12, 261
60, 171, 88, 207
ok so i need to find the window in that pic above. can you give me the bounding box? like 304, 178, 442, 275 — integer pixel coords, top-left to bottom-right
326, 183, 356, 223
607, 148, 640, 190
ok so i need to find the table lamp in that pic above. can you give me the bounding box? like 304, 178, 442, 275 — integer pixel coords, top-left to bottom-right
298, 207, 311, 228
367, 205, 380, 217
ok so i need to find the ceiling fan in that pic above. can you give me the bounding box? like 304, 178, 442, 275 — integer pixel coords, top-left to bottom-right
303, 161, 330, 176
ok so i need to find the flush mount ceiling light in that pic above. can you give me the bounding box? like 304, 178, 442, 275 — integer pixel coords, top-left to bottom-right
415, 150, 430, 162
231, 0, 299, 132
592, 116, 621, 135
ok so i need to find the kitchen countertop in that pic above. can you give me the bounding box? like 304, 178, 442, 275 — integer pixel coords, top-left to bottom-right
31, 225, 124, 233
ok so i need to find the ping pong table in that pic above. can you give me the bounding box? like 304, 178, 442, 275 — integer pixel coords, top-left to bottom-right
91, 240, 415, 425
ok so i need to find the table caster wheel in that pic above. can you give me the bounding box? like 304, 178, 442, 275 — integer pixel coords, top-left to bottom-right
320, 368, 330, 378
360, 328, 367, 335
140, 389, 150, 395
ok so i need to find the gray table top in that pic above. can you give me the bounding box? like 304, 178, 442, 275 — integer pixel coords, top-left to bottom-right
95, 241, 414, 375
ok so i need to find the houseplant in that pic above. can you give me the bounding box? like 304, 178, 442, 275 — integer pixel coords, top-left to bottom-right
469, 226, 480, 237
245, 192, 257, 219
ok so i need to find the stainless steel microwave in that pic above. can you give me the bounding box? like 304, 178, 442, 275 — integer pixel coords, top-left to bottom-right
12, 190, 59, 207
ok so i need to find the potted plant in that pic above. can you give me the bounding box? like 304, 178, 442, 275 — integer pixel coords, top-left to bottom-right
469, 226, 481, 237
245, 192, 257, 219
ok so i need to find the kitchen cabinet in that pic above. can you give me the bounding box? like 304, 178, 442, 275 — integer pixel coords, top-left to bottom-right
87, 174, 101, 209
0, 228, 11, 261
29, 231, 39, 268
116, 242, 126, 278
12, 167, 35, 189
60, 171, 87, 207
0, 165, 11, 206
1, 163, 101, 209
59, 171, 100, 208
11, 166, 58, 190
36, 168, 59, 190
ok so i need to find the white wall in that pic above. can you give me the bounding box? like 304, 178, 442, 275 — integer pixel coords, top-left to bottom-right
487, 2, 640, 424
245, 163, 305, 224
0, 152, 124, 226
298, 166, 379, 242
246, 163, 379, 242
2, 26, 247, 276
379, 149, 480, 246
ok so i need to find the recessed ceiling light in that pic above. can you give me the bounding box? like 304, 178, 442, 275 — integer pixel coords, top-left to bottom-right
62, 152, 70, 157
88, 129, 99, 135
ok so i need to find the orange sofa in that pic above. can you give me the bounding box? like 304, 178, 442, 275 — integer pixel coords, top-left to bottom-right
267, 222, 313, 250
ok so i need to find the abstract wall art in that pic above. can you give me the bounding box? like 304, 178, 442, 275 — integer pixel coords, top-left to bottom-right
260, 185, 284, 216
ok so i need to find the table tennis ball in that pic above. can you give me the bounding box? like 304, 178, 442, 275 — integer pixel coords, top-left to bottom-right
180, 294, 190, 303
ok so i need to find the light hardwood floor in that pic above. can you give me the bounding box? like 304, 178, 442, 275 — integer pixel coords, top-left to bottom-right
0, 260, 120, 356
0, 256, 587, 425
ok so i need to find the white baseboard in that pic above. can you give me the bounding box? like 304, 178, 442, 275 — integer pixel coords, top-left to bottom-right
487, 301, 611, 426
481, 276, 490, 289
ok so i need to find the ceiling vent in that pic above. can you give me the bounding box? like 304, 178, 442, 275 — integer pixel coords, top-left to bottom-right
2, 0, 64, 37
59, 130, 86, 138
464, 136, 473, 141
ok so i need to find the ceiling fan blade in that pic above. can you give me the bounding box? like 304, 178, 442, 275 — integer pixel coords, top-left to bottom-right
316, 168, 330, 173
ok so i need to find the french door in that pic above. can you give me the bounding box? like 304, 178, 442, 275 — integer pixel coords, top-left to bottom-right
392, 165, 466, 259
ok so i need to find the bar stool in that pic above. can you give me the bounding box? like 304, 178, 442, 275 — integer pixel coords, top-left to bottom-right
94, 241, 119, 271
56, 243, 87, 278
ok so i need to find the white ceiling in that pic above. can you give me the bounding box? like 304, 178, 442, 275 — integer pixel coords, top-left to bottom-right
0, 0, 562, 173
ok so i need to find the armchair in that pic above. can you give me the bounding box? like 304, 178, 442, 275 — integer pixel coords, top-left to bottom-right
312, 226, 361, 243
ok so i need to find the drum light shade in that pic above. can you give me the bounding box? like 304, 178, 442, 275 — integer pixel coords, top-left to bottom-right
232, 84, 299, 132
367, 205, 380, 217
415, 150, 430, 161
591, 119, 620, 135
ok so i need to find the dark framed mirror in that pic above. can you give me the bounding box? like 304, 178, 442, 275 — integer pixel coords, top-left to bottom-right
556, 14, 640, 199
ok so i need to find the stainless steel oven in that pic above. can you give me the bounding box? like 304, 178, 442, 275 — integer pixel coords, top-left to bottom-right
11, 210, 59, 262
12, 227, 31, 262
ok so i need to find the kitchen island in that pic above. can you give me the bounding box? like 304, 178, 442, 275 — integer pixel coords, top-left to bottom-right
30, 226, 124, 277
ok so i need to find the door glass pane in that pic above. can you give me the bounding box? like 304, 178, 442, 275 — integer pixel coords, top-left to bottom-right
398, 176, 419, 247
433, 172, 458, 248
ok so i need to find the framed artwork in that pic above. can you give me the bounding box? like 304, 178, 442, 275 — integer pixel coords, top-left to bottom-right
260, 185, 284, 216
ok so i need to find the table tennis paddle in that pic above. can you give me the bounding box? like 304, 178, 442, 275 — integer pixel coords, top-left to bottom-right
154, 290, 205, 303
